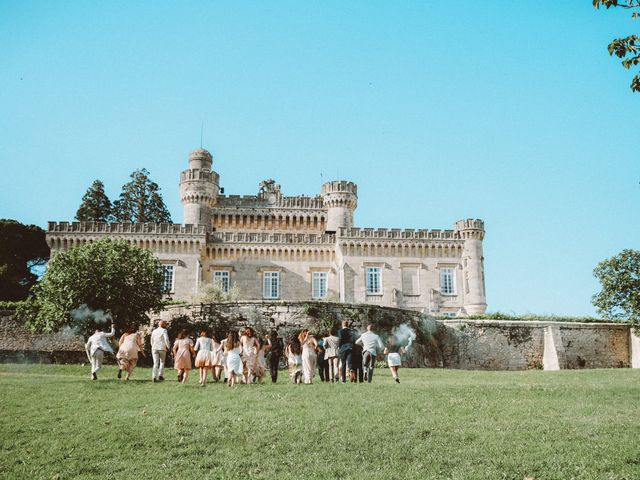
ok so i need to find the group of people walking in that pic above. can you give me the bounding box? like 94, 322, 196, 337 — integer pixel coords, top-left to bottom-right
84, 319, 407, 385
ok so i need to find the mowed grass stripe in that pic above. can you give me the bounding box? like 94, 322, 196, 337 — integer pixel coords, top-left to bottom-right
0, 364, 638, 480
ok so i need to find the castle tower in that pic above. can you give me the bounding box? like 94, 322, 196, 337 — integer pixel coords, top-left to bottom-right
455, 219, 487, 315
179, 148, 219, 227
321, 181, 358, 233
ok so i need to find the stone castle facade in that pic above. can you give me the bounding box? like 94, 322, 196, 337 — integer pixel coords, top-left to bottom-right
47, 148, 487, 316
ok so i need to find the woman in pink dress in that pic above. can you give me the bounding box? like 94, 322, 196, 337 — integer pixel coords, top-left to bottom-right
194, 330, 214, 386
172, 330, 195, 384
253, 337, 268, 383
116, 326, 144, 381
240, 327, 259, 384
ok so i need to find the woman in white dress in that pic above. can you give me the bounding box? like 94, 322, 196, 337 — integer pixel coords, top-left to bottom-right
240, 327, 259, 384
210, 335, 224, 382
299, 329, 318, 385
323, 327, 340, 382
285, 336, 303, 385
225, 331, 243, 387
384, 335, 406, 384
194, 330, 214, 386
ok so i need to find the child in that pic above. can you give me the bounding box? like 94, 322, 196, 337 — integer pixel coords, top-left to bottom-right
350, 343, 364, 383
316, 335, 329, 382
194, 330, 214, 386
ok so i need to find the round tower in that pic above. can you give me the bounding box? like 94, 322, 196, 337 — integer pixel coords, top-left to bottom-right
321, 181, 358, 233
179, 148, 219, 227
455, 219, 487, 315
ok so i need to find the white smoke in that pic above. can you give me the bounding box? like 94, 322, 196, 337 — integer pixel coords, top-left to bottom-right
70, 304, 112, 325
393, 324, 417, 351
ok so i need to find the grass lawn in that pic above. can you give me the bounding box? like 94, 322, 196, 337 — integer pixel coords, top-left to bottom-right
0, 364, 639, 480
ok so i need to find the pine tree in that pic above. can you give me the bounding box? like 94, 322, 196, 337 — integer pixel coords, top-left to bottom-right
112, 168, 172, 223
75, 180, 113, 222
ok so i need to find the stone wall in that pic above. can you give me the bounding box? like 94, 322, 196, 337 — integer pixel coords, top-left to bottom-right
440, 320, 632, 370
0, 309, 87, 364
1, 303, 636, 370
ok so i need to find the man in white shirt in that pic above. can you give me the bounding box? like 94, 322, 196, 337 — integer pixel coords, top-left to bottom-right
150, 320, 171, 382
85, 323, 115, 380
355, 324, 384, 383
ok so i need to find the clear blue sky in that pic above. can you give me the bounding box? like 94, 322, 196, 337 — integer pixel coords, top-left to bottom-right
1, 1, 638, 316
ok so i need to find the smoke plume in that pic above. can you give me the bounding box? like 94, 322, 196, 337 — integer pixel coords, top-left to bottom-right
70, 304, 112, 325
393, 324, 417, 351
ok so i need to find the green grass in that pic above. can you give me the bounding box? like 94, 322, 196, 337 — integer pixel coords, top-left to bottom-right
1, 365, 639, 480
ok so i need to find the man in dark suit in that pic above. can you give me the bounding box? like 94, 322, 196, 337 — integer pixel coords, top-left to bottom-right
337, 320, 356, 383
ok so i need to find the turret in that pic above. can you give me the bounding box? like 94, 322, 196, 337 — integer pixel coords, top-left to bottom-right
321, 181, 357, 233
179, 148, 219, 227
455, 219, 487, 315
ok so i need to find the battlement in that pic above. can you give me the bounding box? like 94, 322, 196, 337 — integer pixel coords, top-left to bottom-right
216, 194, 325, 210
338, 227, 460, 240
180, 169, 218, 183
209, 231, 335, 244
47, 222, 207, 235
454, 219, 484, 232
321, 180, 358, 196
454, 219, 485, 241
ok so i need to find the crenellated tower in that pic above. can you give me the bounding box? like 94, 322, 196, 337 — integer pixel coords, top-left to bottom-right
321, 180, 358, 233
180, 148, 219, 228
455, 219, 487, 315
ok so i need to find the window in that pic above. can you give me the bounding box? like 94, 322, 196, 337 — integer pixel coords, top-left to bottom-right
263, 271, 280, 299
401, 266, 419, 295
365, 267, 381, 295
160, 265, 174, 293
312, 272, 328, 299
213, 271, 230, 293
440, 268, 455, 295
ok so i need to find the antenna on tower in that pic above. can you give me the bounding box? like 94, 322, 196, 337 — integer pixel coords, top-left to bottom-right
200, 121, 204, 148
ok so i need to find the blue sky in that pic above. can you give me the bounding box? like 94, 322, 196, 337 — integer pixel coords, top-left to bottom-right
1, 1, 638, 316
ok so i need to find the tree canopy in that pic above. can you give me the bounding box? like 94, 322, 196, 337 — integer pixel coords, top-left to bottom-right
20, 239, 164, 335
112, 169, 172, 223
75, 179, 113, 222
592, 249, 640, 329
0, 220, 49, 301
594, 0, 640, 92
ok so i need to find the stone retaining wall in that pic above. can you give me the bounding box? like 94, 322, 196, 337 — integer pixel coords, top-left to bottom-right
1, 304, 637, 370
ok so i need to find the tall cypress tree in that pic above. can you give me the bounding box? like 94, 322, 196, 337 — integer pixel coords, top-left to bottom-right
112, 168, 172, 223
75, 180, 113, 222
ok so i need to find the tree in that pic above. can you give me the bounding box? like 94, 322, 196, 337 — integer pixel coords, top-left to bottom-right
75, 179, 113, 222
594, 0, 640, 92
20, 239, 164, 335
112, 169, 172, 223
592, 249, 640, 329
0, 220, 49, 301
195, 283, 242, 303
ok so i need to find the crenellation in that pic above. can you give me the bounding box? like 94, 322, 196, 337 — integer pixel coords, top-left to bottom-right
48, 221, 207, 235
